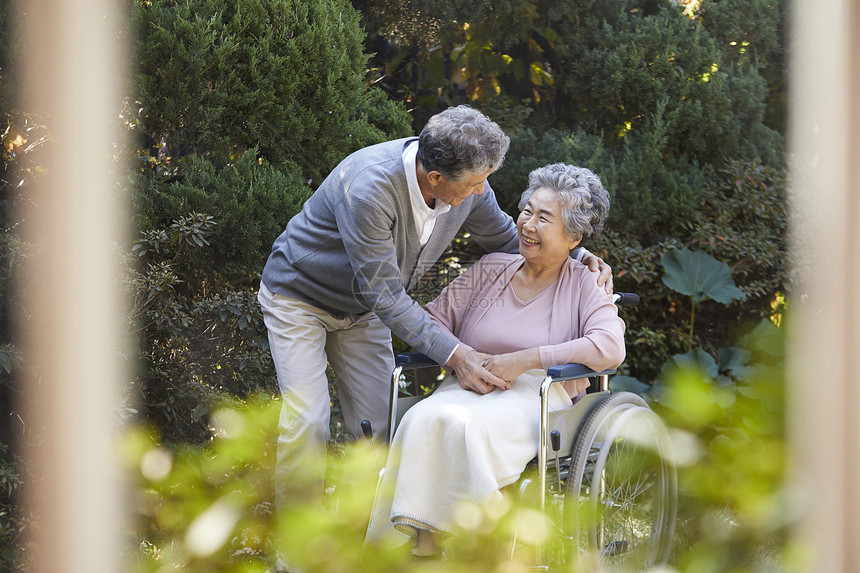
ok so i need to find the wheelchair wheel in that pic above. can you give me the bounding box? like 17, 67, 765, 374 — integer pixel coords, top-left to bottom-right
564, 392, 677, 571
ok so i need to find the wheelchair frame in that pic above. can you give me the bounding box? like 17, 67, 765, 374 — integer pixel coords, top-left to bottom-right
372, 293, 678, 570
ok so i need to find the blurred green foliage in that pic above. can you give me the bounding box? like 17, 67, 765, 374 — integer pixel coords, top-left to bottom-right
124, 394, 556, 573
653, 319, 794, 572
121, 317, 794, 572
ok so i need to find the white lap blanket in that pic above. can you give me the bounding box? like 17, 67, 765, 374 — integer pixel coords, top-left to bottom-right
364, 369, 572, 545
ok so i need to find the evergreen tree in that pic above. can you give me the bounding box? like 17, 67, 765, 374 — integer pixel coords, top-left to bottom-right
134, 150, 313, 278
135, 0, 412, 183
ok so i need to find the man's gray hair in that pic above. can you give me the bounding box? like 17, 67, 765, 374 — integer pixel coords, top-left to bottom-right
518, 163, 610, 246
417, 105, 510, 181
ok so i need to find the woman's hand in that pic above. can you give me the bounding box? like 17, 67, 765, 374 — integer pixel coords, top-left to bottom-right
483, 348, 542, 384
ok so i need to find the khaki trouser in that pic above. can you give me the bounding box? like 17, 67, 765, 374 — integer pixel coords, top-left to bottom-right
258, 283, 394, 507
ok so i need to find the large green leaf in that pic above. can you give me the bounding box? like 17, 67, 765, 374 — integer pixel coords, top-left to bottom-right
661, 347, 721, 379
718, 346, 753, 382
609, 375, 652, 398
661, 248, 746, 304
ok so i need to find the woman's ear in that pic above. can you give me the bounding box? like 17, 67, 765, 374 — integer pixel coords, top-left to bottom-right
568, 235, 582, 251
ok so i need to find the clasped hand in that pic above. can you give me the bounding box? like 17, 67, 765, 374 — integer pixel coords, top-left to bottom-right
448, 347, 541, 394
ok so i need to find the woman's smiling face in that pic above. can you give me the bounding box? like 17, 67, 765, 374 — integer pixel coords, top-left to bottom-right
516, 186, 580, 265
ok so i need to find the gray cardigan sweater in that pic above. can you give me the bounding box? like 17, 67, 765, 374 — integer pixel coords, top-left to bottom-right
261, 138, 520, 365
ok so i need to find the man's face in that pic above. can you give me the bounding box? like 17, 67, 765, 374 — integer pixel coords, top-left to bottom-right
427, 170, 491, 207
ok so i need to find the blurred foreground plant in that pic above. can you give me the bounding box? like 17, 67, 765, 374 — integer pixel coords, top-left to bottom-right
124, 317, 798, 573
125, 392, 652, 573
651, 318, 802, 572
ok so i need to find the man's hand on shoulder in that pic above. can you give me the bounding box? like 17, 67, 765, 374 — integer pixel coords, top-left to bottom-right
578, 248, 614, 294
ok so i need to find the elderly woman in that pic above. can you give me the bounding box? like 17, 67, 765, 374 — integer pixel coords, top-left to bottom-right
364, 163, 626, 554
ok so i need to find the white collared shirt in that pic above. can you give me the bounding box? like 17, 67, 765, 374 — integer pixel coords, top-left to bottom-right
403, 140, 458, 362
403, 141, 451, 246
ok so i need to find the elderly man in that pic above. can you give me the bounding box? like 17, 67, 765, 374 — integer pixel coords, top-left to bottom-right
259, 105, 611, 504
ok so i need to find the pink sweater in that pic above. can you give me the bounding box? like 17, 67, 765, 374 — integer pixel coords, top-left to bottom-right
424, 252, 626, 372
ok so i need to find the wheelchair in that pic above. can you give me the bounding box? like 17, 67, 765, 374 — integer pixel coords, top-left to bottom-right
364, 293, 677, 571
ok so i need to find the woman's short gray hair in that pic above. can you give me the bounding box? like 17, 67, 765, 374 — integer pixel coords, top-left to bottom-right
416, 105, 510, 181
518, 163, 610, 246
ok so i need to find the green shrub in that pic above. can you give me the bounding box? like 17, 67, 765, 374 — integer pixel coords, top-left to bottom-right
684, 160, 788, 306
134, 0, 412, 181
0, 441, 30, 572
490, 127, 609, 214
368, 0, 786, 244
580, 159, 788, 384
134, 151, 312, 278
128, 212, 276, 444
562, 6, 746, 155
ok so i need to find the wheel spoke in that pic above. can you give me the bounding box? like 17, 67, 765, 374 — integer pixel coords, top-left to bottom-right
561, 394, 677, 570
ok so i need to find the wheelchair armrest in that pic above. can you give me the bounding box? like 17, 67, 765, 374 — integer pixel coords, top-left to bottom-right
612, 292, 640, 306
396, 354, 616, 380
546, 363, 616, 381
395, 352, 437, 367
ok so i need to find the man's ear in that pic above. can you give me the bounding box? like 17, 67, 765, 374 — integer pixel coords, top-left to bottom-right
426, 170, 446, 186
